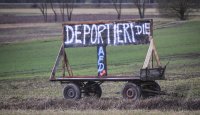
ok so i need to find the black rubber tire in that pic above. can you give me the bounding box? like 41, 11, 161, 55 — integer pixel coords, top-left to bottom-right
141, 81, 161, 98
122, 82, 141, 101
63, 83, 81, 100
84, 81, 102, 98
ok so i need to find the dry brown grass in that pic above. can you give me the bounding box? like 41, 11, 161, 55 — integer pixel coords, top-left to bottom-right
0, 73, 199, 111
0, 109, 200, 115
0, 96, 200, 111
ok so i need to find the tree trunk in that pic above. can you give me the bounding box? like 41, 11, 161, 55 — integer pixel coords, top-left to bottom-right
38, 1, 48, 22
66, 2, 74, 21
134, 0, 145, 19
50, 0, 57, 22
59, 2, 65, 21
111, 0, 122, 20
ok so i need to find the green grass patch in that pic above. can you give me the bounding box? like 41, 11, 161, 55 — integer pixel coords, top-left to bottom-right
0, 21, 199, 79
154, 21, 200, 56
0, 40, 61, 78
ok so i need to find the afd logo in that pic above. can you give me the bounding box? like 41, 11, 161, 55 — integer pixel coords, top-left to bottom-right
97, 45, 107, 77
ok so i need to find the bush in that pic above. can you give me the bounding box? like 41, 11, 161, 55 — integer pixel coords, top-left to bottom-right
157, 0, 199, 20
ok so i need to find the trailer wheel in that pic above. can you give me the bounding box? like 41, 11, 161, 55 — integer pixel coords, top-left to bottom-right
84, 81, 102, 98
141, 81, 161, 98
63, 83, 81, 100
122, 82, 141, 101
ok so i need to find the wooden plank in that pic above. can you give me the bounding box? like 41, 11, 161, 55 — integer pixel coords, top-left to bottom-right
49, 44, 74, 80
142, 38, 153, 69
142, 36, 161, 68
49, 44, 64, 80
152, 40, 161, 67
64, 50, 73, 76
51, 76, 141, 82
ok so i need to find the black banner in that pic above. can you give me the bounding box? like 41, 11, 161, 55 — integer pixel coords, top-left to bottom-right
63, 19, 152, 48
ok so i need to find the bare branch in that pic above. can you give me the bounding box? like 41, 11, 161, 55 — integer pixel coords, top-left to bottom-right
133, 0, 146, 19
58, 0, 74, 22
111, 0, 123, 20
50, 0, 57, 22
38, 0, 48, 22
66, 0, 74, 21
59, 0, 65, 21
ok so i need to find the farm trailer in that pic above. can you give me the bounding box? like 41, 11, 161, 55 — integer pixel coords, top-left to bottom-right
49, 19, 166, 101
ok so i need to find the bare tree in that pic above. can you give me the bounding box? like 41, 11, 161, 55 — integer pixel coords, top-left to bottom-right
157, 0, 199, 20
49, 0, 57, 22
38, 0, 48, 22
59, 0, 74, 22
133, 0, 146, 19
66, 0, 74, 21
111, 0, 123, 20
59, 0, 65, 21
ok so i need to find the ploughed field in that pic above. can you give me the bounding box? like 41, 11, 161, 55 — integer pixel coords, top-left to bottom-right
0, 12, 200, 114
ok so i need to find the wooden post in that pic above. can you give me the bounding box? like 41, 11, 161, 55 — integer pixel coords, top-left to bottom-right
64, 50, 73, 76
49, 44, 73, 80
142, 36, 161, 69
50, 44, 64, 80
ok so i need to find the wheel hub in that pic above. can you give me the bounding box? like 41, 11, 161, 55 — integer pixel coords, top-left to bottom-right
67, 88, 75, 98
126, 88, 136, 98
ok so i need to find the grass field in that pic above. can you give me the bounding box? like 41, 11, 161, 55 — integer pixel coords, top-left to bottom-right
0, 20, 200, 114
0, 21, 199, 79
